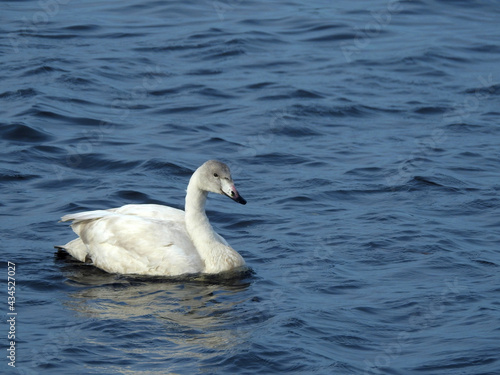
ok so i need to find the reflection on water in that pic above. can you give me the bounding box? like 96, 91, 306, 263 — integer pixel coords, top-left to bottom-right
59, 256, 254, 372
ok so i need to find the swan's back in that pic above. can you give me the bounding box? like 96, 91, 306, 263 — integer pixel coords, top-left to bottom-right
61, 204, 204, 275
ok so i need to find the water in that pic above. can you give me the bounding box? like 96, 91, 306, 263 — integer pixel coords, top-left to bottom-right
1, 0, 500, 374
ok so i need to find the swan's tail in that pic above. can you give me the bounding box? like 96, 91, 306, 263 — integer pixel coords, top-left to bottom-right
61, 209, 116, 223
54, 239, 91, 263
58, 209, 117, 263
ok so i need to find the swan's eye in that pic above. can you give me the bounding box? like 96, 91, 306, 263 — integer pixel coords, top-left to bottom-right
213, 173, 218, 177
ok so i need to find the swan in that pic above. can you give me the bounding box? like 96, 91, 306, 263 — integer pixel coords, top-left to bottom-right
58, 160, 247, 276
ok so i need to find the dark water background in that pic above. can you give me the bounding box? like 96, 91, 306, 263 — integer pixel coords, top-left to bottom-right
1, 0, 500, 374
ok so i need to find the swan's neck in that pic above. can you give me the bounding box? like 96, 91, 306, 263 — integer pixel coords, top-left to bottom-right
184, 172, 244, 273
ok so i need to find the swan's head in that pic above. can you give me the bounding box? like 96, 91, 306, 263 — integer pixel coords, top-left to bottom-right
197, 160, 246, 205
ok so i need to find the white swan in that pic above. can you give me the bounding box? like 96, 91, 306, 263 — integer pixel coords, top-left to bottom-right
58, 160, 247, 276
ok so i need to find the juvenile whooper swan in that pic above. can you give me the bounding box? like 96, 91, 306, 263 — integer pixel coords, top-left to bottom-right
58, 160, 247, 276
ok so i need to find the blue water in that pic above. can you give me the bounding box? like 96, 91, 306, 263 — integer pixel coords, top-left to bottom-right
1, 0, 500, 374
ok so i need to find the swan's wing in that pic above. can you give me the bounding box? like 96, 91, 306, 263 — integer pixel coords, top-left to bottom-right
61, 209, 203, 276
112, 204, 231, 247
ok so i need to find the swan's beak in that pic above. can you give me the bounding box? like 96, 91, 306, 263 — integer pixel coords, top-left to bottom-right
221, 180, 247, 205
233, 192, 247, 205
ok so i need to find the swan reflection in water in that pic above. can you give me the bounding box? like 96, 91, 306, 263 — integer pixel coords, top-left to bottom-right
58, 256, 256, 371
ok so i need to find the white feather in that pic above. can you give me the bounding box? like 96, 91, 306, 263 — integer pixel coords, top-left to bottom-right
59, 161, 246, 276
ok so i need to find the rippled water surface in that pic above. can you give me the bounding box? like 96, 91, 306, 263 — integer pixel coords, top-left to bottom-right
1, 0, 500, 374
